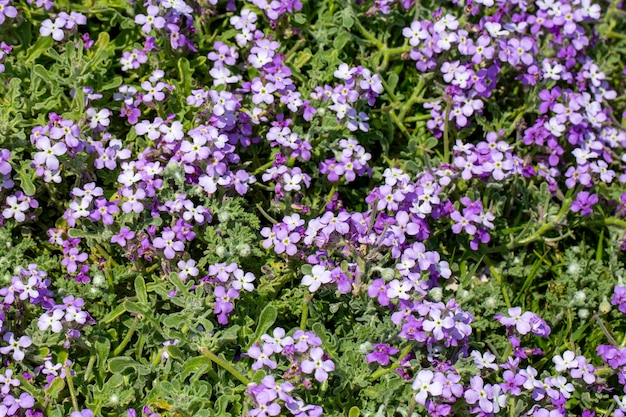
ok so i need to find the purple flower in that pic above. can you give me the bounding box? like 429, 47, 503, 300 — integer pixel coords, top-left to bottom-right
501, 370, 526, 396
111, 227, 135, 247
495, 307, 535, 335
450, 210, 478, 235
249, 390, 281, 417
412, 370, 443, 405
0, 332, 32, 361
0, 0, 17, 24
571, 191, 599, 216
70, 410, 94, 417
251, 79, 276, 104
366, 343, 399, 366
33, 137, 66, 170
121, 188, 146, 214
301, 265, 331, 292
3, 195, 29, 222
247, 343, 277, 370
464, 375, 494, 413
153, 231, 184, 259
40, 18, 66, 41
135, 5, 165, 33
61, 248, 88, 274
3, 393, 34, 414
38, 309, 64, 332
301, 347, 334, 382
177, 259, 199, 281
214, 285, 239, 324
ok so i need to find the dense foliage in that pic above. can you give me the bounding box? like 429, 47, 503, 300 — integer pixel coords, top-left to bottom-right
0, 0, 626, 415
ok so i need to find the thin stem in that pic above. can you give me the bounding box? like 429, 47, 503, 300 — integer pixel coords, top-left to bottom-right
511, 197, 573, 247
404, 114, 433, 123
64, 363, 80, 412
606, 30, 626, 40
199, 347, 250, 386
353, 17, 385, 49
443, 99, 452, 163
84, 355, 96, 382
113, 316, 139, 356
384, 45, 414, 55
406, 396, 417, 416
594, 313, 618, 346
300, 294, 310, 330
389, 109, 414, 142
586, 218, 626, 229
256, 203, 278, 224
369, 345, 413, 382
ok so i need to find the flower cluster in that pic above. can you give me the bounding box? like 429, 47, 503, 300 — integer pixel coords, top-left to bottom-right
0, 0, 624, 414
246, 328, 333, 417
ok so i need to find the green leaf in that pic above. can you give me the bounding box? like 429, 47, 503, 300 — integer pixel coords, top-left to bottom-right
177, 57, 193, 97
103, 304, 126, 323
168, 272, 192, 293
25, 36, 53, 63
387, 73, 399, 93
32, 64, 54, 84
82, 32, 111, 75
424, 137, 438, 149
293, 13, 307, 24
108, 356, 140, 373
342, 14, 354, 28
333, 32, 351, 50
250, 304, 277, 347
45, 377, 65, 400
166, 344, 183, 360
293, 50, 312, 69
16, 165, 36, 196
301, 264, 313, 275
349, 407, 361, 417
180, 356, 213, 380
68, 228, 98, 239
135, 275, 148, 304
100, 76, 123, 91
124, 301, 145, 315
95, 337, 111, 380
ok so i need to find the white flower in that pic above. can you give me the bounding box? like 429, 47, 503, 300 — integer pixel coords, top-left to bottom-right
301, 265, 332, 292
40, 18, 67, 41
333, 63, 356, 80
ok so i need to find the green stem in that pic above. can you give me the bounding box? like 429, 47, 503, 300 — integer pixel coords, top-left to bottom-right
512, 197, 572, 247
256, 203, 278, 224
199, 347, 250, 385
404, 114, 433, 123
443, 99, 452, 163
606, 30, 626, 40
369, 345, 413, 382
64, 363, 80, 413
300, 294, 311, 329
284, 38, 306, 63
252, 159, 276, 176
84, 355, 96, 382
113, 316, 139, 356
585, 218, 626, 229
398, 77, 427, 121
406, 396, 417, 416
390, 109, 422, 147
353, 17, 384, 49
384, 45, 414, 55
594, 314, 618, 346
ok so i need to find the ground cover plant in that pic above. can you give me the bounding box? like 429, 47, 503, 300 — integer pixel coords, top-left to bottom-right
0, 0, 626, 415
